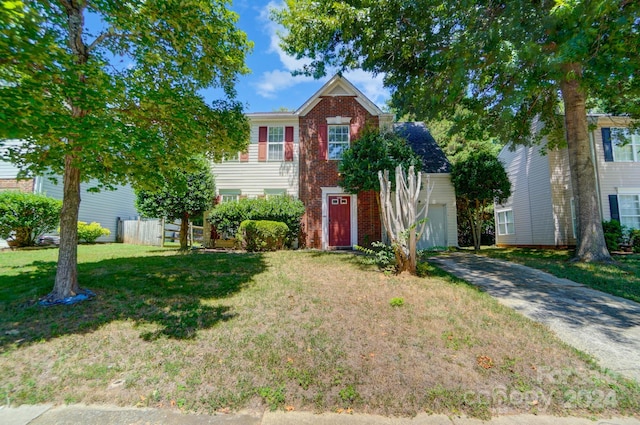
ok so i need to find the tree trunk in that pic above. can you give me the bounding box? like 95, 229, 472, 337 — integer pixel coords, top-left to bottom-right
560, 63, 611, 262
50, 156, 81, 300
180, 213, 189, 250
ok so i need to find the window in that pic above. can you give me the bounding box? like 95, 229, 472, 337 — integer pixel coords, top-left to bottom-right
264, 189, 286, 199
612, 128, 640, 162
497, 210, 514, 235
619, 194, 640, 229
328, 125, 350, 160
268, 127, 284, 161
219, 189, 241, 203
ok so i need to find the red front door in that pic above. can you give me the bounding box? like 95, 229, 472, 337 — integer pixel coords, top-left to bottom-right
329, 195, 351, 247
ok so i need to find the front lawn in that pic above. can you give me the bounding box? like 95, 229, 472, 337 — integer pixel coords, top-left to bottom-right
474, 248, 640, 303
0, 245, 638, 419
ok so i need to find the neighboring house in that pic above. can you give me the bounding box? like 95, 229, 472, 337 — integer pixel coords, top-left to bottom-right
0, 141, 138, 243
495, 115, 640, 247
213, 75, 458, 249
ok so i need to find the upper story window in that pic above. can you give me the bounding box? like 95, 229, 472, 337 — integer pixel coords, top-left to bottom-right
610, 128, 640, 162
496, 209, 515, 235
268, 127, 284, 161
328, 125, 350, 160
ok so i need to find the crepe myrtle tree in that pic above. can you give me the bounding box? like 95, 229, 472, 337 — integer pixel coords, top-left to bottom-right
275, 0, 640, 262
136, 158, 216, 250
0, 1, 251, 301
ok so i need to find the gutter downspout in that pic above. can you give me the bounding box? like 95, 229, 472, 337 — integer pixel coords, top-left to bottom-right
588, 126, 603, 220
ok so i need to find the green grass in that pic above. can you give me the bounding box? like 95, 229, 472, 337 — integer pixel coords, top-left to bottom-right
474, 248, 640, 303
1, 244, 639, 419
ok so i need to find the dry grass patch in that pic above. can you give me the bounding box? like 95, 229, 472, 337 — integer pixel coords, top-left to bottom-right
1, 246, 638, 419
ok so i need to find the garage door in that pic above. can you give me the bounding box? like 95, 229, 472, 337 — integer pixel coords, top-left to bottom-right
418, 204, 447, 249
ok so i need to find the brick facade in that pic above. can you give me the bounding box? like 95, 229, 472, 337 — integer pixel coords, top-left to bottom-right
298, 96, 381, 248
0, 178, 35, 193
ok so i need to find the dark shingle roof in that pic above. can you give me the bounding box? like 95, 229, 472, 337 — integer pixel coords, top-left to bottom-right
393, 122, 451, 173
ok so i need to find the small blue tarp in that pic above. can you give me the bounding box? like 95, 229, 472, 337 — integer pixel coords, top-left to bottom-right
39, 289, 96, 307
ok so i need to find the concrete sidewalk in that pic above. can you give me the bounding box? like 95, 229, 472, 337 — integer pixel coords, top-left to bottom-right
429, 252, 640, 383
2, 404, 640, 425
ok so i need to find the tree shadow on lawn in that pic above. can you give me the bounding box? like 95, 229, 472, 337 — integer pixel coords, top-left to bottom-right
0, 252, 267, 349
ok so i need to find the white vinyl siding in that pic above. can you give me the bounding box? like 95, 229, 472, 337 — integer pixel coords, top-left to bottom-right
212, 117, 299, 199
38, 177, 137, 242
417, 173, 458, 249
497, 210, 515, 235
328, 125, 349, 160
592, 118, 640, 223
0, 140, 27, 178
619, 194, 640, 229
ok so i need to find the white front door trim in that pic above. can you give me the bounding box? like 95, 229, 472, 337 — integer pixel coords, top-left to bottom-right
321, 186, 357, 250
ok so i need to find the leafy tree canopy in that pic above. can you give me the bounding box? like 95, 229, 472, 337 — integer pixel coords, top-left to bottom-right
338, 128, 421, 194
276, 0, 640, 262
136, 158, 216, 249
0, 0, 252, 299
0, 0, 251, 188
451, 150, 511, 251
276, 0, 640, 144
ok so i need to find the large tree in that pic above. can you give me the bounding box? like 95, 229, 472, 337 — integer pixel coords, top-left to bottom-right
0, 1, 251, 301
338, 128, 421, 195
275, 0, 640, 262
136, 158, 215, 250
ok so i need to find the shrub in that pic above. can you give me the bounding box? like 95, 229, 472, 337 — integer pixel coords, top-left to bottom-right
602, 220, 624, 252
631, 229, 640, 253
77, 221, 110, 243
355, 241, 396, 273
209, 196, 305, 247
0, 191, 62, 247
237, 220, 288, 252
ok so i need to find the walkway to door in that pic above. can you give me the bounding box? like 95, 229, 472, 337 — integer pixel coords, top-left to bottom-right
429, 252, 640, 383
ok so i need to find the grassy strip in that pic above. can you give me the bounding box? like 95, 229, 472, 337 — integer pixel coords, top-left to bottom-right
0, 245, 639, 419
473, 248, 640, 303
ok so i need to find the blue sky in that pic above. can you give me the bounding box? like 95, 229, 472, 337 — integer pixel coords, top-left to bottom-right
214, 0, 390, 113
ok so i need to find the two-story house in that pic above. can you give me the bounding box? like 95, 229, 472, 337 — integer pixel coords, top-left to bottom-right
213, 75, 458, 250
495, 115, 640, 247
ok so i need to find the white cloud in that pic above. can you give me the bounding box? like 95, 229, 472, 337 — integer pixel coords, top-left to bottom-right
254, 69, 314, 99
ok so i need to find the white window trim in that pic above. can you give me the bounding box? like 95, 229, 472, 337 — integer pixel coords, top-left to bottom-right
321, 187, 357, 250
618, 193, 640, 230
496, 209, 515, 236
611, 128, 640, 162
327, 124, 350, 160
267, 126, 285, 161
264, 189, 287, 199
326, 116, 352, 125
219, 189, 241, 203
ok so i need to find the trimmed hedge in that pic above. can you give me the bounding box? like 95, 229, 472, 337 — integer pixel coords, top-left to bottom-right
237, 220, 288, 252
209, 196, 305, 246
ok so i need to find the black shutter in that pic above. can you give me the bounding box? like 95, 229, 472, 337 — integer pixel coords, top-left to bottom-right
609, 195, 620, 221
602, 128, 613, 162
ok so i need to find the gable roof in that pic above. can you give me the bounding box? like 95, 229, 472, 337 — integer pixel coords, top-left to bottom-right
295, 74, 391, 118
393, 122, 451, 173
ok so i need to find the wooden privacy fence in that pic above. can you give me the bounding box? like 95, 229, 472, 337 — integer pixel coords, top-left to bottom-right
117, 218, 204, 247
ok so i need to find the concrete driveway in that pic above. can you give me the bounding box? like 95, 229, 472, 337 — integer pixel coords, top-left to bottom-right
429, 252, 640, 383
